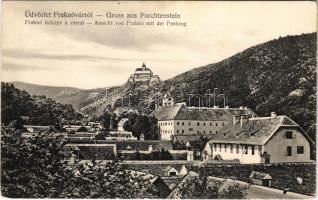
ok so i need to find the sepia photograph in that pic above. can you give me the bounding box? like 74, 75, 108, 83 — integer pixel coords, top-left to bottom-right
1, 1, 317, 199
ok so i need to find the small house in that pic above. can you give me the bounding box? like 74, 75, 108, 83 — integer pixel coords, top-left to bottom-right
249, 171, 272, 187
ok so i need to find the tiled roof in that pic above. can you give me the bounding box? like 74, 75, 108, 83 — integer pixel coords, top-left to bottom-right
150, 104, 184, 121
150, 105, 256, 121
209, 115, 312, 145
96, 140, 173, 151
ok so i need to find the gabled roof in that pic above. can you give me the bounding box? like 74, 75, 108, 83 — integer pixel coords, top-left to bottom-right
209, 115, 313, 145
150, 104, 256, 121
150, 104, 184, 121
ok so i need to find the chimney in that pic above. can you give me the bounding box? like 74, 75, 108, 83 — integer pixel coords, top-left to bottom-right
233, 115, 241, 125
271, 112, 277, 118
240, 115, 249, 127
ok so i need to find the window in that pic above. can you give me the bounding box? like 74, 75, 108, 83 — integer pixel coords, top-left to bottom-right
189, 122, 191, 125
287, 146, 292, 156
214, 144, 217, 151
177, 122, 179, 125
236, 145, 239, 153
230, 145, 233, 153
203, 131, 206, 134
210, 131, 212, 134
297, 146, 304, 154
210, 123, 212, 126
222, 123, 225, 126
197, 122, 200, 126
224, 145, 227, 152
182, 122, 184, 126
216, 131, 218, 134
286, 131, 293, 139
203, 122, 206, 126
251, 146, 255, 155
189, 128, 193, 131
182, 130, 184, 134
177, 130, 179, 134
216, 123, 218, 126
197, 131, 200, 134
244, 145, 248, 154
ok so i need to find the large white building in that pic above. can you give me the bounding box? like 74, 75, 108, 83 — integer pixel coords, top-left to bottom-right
204, 113, 314, 164
150, 102, 256, 141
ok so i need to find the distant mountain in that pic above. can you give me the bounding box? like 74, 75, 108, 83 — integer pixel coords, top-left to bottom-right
12, 81, 118, 109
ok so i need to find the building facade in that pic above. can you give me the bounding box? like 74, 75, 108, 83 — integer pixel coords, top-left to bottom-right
204, 113, 314, 164
150, 102, 256, 141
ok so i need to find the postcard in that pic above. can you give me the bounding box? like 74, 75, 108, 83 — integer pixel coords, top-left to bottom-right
1, 1, 316, 199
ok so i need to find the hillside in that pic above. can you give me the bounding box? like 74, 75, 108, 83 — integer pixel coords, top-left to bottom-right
11, 33, 317, 139
153, 33, 316, 140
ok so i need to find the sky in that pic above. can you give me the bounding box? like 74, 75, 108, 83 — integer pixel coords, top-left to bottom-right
1, 1, 316, 89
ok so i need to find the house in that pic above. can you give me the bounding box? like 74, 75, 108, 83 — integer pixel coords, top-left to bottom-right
129, 170, 171, 198
204, 112, 314, 164
150, 101, 256, 141
249, 171, 272, 187
105, 131, 138, 141
164, 165, 188, 176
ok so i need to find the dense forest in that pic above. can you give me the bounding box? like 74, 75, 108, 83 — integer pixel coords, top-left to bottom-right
1, 82, 82, 127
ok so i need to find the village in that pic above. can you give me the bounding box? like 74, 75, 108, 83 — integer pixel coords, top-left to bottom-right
19, 63, 315, 199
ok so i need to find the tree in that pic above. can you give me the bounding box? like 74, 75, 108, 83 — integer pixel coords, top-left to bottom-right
1, 126, 160, 198
102, 112, 111, 131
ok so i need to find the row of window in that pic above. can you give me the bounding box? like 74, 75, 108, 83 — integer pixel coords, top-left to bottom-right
160, 129, 218, 135
286, 146, 304, 156
177, 129, 218, 134
159, 121, 225, 127
214, 144, 258, 155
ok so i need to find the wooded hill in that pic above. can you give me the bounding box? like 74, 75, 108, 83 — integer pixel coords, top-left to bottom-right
12, 33, 317, 140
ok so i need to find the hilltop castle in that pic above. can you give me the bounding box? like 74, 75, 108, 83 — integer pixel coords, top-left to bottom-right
128, 63, 160, 86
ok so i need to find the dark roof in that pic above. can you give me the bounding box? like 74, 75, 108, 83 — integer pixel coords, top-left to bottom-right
209, 115, 313, 145
66, 144, 115, 160
96, 140, 173, 151
150, 105, 256, 121
173, 134, 215, 144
